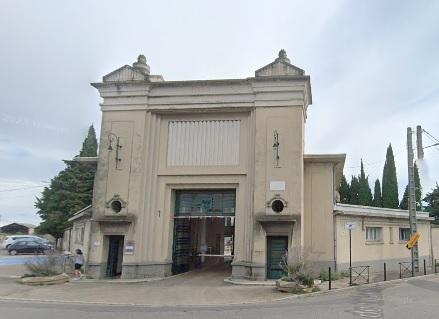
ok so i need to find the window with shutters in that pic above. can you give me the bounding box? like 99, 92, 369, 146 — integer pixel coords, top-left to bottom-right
366, 227, 382, 242
399, 228, 411, 241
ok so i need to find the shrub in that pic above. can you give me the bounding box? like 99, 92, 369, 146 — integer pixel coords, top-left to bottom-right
319, 269, 350, 281
24, 253, 63, 277
297, 273, 314, 288
279, 247, 317, 288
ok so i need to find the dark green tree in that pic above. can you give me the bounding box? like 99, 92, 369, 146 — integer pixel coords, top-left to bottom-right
339, 174, 350, 204
35, 125, 98, 238
399, 162, 422, 210
382, 144, 399, 208
424, 183, 439, 223
358, 160, 373, 206
349, 176, 360, 205
372, 179, 383, 207
79, 125, 98, 157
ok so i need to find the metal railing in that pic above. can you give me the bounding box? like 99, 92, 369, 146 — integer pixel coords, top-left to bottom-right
350, 266, 370, 285
399, 262, 413, 278
62, 254, 75, 273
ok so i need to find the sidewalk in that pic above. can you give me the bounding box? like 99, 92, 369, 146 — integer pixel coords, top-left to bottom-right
0, 259, 436, 307
0, 267, 282, 306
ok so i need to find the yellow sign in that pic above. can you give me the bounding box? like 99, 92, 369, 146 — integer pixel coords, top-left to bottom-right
406, 232, 420, 250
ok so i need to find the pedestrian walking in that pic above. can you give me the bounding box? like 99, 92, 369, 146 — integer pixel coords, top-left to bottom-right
73, 249, 85, 280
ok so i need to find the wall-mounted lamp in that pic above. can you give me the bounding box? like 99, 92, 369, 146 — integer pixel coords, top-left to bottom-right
273, 130, 280, 168
108, 132, 122, 168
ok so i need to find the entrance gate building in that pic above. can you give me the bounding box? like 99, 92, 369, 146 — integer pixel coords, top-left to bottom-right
83, 50, 346, 280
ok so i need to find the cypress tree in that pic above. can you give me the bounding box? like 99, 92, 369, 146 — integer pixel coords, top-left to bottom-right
358, 160, 373, 206
382, 144, 399, 208
339, 174, 350, 204
424, 183, 439, 223
35, 125, 98, 238
399, 162, 422, 210
349, 176, 360, 205
400, 186, 409, 210
372, 179, 383, 207
79, 125, 98, 157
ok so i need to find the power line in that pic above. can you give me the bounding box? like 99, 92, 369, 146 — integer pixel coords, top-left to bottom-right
346, 128, 439, 173
0, 185, 47, 193
423, 129, 439, 143
344, 149, 405, 171
422, 128, 439, 152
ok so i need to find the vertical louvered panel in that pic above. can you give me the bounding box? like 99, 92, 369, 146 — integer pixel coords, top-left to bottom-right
167, 120, 240, 166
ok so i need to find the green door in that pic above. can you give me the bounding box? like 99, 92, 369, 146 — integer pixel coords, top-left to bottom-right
267, 236, 288, 279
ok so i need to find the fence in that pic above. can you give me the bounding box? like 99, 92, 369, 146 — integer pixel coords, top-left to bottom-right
350, 266, 370, 285
398, 262, 413, 279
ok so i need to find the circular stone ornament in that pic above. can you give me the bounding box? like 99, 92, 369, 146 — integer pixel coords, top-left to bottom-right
111, 200, 123, 213
271, 199, 285, 213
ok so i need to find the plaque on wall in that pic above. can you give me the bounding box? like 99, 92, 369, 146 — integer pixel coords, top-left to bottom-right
124, 241, 135, 255
270, 181, 286, 191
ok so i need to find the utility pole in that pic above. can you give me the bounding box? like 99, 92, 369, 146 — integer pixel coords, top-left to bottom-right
416, 125, 424, 160
407, 127, 419, 271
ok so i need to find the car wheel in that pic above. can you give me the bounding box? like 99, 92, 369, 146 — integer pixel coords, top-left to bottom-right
9, 250, 17, 256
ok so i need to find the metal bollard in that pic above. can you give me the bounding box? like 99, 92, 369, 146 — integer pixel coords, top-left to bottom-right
435, 259, 437, 274
328, 267, 332, 290
384, 262, 387, 281
424, 259, 427, 275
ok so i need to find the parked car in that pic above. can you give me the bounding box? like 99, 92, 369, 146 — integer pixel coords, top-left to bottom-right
33, 237, 54, 249
3, 235, 38, 249
7, 239, 52, 255
2, 235, 52, 249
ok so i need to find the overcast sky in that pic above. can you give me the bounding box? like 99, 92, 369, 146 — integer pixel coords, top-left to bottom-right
0, 0, 438, 225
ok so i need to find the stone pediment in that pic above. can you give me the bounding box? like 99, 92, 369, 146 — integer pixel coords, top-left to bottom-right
255, 50, 304, 77
103, 65, 147, 82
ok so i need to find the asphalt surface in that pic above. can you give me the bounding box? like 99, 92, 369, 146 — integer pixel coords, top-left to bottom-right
0, 275, 438, 319
0, 255, 47, 266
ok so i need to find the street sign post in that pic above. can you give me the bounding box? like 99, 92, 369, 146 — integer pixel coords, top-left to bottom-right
345, 222, 357, 286
345, 222, 357, 230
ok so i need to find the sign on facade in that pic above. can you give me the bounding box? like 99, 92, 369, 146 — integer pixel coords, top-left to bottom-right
124, 241, 135, 255
344, 222, 357, 230
270, 181, 286, 191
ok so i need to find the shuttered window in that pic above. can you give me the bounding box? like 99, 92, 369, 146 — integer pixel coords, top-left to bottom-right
366, 227, 383, 241
175, 190, 236, 217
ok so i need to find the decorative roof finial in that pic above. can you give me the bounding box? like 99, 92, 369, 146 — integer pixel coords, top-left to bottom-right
137, 54, 146, 64
133, 54, 150, 75
279, 49, 287, 59
276, 49, 291, 64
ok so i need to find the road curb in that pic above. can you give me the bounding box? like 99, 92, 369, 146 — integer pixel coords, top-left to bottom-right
275, 273, 439, 301
70, 268, 195, 284
0, 295, 269, 308
224, 277, 276, 286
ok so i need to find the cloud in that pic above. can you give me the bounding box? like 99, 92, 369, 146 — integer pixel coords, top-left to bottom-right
0, 0, 438, 223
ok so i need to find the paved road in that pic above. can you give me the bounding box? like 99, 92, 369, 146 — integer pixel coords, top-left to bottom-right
0, 255, 47, 266
0, 276, 438, 319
